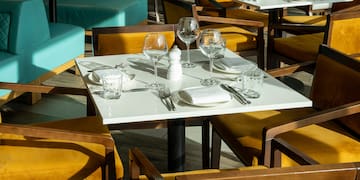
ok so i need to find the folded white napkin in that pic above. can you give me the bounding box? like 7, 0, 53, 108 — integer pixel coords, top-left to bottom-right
93, 69, 130, 83
218, 57, 256, 72
178, 86, 232, 105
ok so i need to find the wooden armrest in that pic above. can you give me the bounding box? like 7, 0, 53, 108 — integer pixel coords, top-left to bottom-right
262, 101, 360, 166
0, 82, 95, 115
272, 23, 327, 32
266, 61, 315, 77
129, 147, 162, 180
271, 137, 320, 166
0, 122, 114, 151
175, 162, 360, 180
0, 82, 88, 96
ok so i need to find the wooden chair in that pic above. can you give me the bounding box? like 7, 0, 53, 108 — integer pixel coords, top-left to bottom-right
128, 143, 360, 180
191, 5, 265, 69
0, 82, 123, 179
210, 44, 360, 168
267, 5, 360, 70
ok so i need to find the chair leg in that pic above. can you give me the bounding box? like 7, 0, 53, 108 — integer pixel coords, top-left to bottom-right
211, 128, 222, 169
202, 119, 210, 169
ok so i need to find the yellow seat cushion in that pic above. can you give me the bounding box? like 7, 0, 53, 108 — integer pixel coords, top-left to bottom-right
212, 108, 360, 166
282, 15, 326, 26
139, 165, 267, 180
0, 117, 123, 179
201, 24, 257, 52
274, 32, 324, 62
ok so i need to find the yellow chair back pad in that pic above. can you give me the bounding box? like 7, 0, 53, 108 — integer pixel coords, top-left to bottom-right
201, 24, 257, 52
311, 53, 360, 135
328, 17, 360, 56
97, 31, 176, 55
0, 117, 123, 179
226, 9, 269, 26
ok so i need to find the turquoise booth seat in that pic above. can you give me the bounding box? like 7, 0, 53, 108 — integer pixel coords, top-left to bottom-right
0, 0, 84, 105
44, 0, 148, 30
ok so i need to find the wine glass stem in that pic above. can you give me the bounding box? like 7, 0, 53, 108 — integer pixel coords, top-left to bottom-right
186, 43, 190, 64
209, 57, 214, 79
153, 58, 158, 84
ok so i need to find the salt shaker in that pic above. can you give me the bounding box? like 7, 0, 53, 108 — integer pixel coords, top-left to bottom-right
167, 45, 182, 81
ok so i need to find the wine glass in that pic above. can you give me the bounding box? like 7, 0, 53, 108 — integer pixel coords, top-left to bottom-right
177, 17, 200, 68
199, 29, 225, 86
143, 33, 168, 89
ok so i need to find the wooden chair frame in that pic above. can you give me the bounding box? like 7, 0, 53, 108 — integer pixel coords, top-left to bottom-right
192, 5, 265, 69
210, 44, 360, 168
129, 143, 360, 180
0, 82, 116, 179
267, 4, 360, 70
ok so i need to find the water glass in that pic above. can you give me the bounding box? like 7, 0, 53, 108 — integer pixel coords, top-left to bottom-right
237, 68, 263, 98
102, 74, 123, 99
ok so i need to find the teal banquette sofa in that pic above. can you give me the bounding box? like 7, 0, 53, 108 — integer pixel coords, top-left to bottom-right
0, 0, 84, 105
45, 0, 148, 30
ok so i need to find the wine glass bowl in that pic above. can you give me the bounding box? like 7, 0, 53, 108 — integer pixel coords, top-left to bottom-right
143, 33, 168, 89
177, 17, 200, 68
199, 29, 225, 86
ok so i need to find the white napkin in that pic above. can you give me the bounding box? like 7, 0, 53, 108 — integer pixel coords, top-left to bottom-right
93, 69, 130, 84
178, 86, 232, 105
218, 57, 256, 72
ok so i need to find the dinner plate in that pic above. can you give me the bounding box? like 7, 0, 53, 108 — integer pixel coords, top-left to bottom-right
213, 60, 256, 74
175, 87, 232, 107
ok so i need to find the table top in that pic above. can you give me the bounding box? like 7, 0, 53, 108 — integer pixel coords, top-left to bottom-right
233, 0, 353, 10
76, 49, 312, 125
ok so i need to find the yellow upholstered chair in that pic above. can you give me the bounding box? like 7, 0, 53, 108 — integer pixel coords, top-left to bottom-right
92, 24, 177, 56
128, 146, 360, 180
192, 5, 265, 69
267, 5, 360, 69
0, 82, 123, 179
210, 45, 360, 168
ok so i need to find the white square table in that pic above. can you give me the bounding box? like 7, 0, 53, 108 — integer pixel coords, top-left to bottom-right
75, 49, 312, 172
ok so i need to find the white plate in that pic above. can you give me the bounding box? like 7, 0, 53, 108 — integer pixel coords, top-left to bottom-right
213, 60, 256, 74
87, 72, 135, 85
175, 87, 232, 107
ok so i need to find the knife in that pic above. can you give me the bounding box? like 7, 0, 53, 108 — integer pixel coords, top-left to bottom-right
220, 84, 251, 104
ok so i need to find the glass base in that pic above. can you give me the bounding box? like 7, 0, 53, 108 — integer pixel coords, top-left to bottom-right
200, 78, 220, 86
146, 82, 165, 90
182, 62, 197, 68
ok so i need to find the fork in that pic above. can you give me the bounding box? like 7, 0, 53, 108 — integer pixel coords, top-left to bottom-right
159, 87, 176, 111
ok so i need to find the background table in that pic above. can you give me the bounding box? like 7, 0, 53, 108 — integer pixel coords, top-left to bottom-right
76, 49, 312, 172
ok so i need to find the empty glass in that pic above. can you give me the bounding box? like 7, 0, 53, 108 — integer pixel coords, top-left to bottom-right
177, 17, 200, 68
143, 33, 168, 89
102, 73, 123, 99
199, 29, 225, 86
237, 68, 264, 98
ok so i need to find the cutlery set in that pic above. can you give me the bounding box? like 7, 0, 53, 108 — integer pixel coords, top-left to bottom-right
159, 88, 176, 111
220, 84, 251, 105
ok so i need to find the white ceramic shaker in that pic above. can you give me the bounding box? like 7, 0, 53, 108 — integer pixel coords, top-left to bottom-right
167, 45, 183, 81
